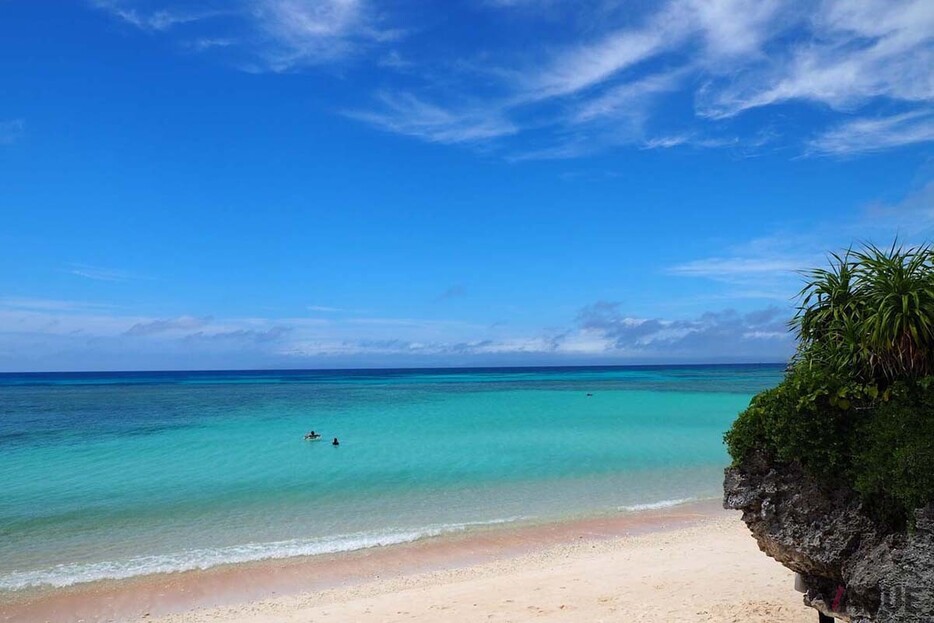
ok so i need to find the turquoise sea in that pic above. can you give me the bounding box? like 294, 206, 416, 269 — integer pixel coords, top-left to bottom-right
0, 365, 782, 592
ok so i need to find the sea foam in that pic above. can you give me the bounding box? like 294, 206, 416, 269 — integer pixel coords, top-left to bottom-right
617, 497, 694, 512
0, 517, 521, 591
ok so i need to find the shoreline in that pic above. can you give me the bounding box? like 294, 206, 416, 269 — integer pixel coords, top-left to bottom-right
0, 499, 759, 622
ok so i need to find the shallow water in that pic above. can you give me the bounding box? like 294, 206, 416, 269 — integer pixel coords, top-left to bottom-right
0, 365, 782, 590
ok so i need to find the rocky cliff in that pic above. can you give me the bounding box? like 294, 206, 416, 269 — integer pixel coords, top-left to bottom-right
724, 452, 934, 622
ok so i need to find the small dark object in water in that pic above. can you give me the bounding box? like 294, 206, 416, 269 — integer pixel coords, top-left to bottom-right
332, 437, 340, 446
586, 393, 593, 397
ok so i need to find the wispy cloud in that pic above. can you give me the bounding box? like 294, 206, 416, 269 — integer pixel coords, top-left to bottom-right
640, 134, 741, 150
663, 231, 831, 305
698, 0, 934, 118
67, 263, 136, 282
247, 0, 402, 71
0, 119, 24, 145
688, 0, 789, 62
668, 257, 806, 279
87, 0, 934, 158
357, 1, 932, 158
0, 292, 795, 371
668, 178, 934, 304
0, 297, 115, 312
307, 304, 344, 313
572, 70, 685, 124
807, 109, 934, 156
125, 315, 213, 336
91, 0, 222, 31
521, 15, 683, 102
185, 37, 237, 52
345, 91, 517, 144
92, 0, 400, 71
507, 140, 596, 162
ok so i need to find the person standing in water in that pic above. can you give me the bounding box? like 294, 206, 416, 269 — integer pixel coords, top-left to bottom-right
332, 437, 340, 446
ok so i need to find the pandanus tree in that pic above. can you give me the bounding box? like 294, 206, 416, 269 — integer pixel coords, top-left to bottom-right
793, 243, 934, 384
727, 241, 934, 528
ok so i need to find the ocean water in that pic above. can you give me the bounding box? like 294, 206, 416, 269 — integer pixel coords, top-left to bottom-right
0, 365, 782, 591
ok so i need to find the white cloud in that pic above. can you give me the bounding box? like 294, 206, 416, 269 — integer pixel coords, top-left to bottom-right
699, 0, 934, 118
92, 0, 399, 71
513, 0, 933, 156
248, 0, 401, 71
573, 70, 685, 124
307, 305, 343, 313
663, 231, 832, 306
669, 180, 934, 307
523, 26, 677, 101
87, 0, 934, 158
640, 134, 741, 150
91, 1, 222, 31
256, 0, 362, 39
553, 329, 615, 354
68, 263, 136, 282
668, 257, 806, 278
0, 297, 115, 312
512, 0, 789, 108
687, 0, 788, 62
807, 109, 934, 155
186, 37, 237, 52
572, 301, 794, 360
641, 135, 690, 149
0, 295, 795, 370
345, 91, 517, 144
506, 139, 595, 162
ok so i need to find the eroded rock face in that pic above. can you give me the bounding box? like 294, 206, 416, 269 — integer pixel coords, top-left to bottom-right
724, 453, 934, 622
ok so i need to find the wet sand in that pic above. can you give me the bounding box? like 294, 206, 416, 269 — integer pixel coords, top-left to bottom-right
0, 500, 812, 623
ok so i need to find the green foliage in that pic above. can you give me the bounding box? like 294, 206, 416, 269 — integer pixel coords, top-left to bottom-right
726, 367, 932, 527
794, 243, 934, 383
727, 242, 934, 528
853, 383, 934, 524
725, 366, 872, 483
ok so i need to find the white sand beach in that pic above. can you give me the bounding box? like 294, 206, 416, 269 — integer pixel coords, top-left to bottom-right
2, 505, 813, 623
156, 514, 812, 623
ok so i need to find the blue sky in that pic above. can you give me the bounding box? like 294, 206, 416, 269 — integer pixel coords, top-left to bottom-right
1, 0, 932, 371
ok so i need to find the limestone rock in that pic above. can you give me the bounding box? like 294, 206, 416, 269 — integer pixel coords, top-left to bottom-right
724, 454, 934, 622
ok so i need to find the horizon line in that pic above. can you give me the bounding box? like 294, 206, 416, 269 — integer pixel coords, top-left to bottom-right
0, 361, 790, 376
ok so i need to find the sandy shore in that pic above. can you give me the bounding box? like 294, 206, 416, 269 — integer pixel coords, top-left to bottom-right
1, 502, 813, 623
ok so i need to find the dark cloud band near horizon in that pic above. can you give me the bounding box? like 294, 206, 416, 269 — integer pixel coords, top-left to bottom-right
0, 300, 794, 372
